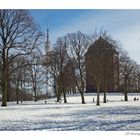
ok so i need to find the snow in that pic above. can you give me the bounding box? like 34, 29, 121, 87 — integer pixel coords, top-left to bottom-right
0, 93, 140, 131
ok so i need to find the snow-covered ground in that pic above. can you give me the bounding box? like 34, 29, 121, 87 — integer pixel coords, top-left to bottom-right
0, 93, 140, 131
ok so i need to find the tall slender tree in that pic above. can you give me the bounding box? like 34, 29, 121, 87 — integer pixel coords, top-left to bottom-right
54, 38, 68, 103
119, 52, 134, 101
29, 50, 45, 102
66, 31, 90, 104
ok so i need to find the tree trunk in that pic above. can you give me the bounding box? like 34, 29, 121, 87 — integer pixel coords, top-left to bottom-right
7, 82, 10, 102
96, 82, 100, 106
57, 96, 60, 102
23, 81, 26, 101
124, 92, 128, 101
103, 85, 107, 103
124, 82, 128, 101
103, 92, 107, 103
62, 84, 67, 103
1, 78, 7, 106
1, 51, 8, 107
16, 81, 19, 104
33, 73, 37, 102
76, 82, 85, 104
20, 82, 23, 103
34, 86, 37, 102
57, 86, 61, 102
16, 92, 19, 104
80, 91, 85, 104
63, 92, 67, 103
54, 81, 60, 102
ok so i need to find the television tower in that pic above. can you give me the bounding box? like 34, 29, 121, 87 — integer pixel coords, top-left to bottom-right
45, 28, 52, 96
45, 28, 51, 54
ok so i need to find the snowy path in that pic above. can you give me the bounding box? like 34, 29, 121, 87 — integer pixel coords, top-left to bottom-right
0, 93, 140, 131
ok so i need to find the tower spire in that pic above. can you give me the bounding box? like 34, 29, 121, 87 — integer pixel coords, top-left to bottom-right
47, 28, 49, 42
45, 28, 51, 54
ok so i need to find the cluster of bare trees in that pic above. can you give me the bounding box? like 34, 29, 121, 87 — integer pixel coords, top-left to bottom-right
45, 30, 140, 105
0, 10, 46, 106
119, 50, 140, 101
44, 31, 90, 104
1, 10, 140, 107
44, 31, 115, 105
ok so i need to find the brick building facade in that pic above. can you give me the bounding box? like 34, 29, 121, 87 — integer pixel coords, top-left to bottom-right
85, 37, 119, 92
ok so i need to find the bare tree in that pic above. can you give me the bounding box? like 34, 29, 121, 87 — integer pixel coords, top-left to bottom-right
101, 35, 119, 103
119, 51, 135, 101
12, 56, 27, 104
135, 64, 140, 92
44, 37, 69, 103
92, 30, 119, 101
44, 49, 61, 102
86, 39, 104, 105
0, 10, 41, 106
29, 50, 45, 102
65, 31, 90, 104
8, 55, 33, 103
86, 30, 120, 105
129, 62, 139, 92
54, 38, 69, 103
63, 60, 77, 95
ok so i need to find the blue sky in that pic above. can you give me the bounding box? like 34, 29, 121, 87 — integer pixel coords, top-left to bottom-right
30, 10, 140, 64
